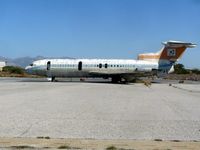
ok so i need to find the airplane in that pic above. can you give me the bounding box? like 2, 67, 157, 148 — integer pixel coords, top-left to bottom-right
25, 40, 196, 83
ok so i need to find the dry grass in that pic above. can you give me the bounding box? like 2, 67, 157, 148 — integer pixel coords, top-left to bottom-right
0, 72, 42, 78
0, 137, 199, 150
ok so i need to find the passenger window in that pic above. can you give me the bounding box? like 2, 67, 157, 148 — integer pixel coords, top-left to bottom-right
99, 63, 102, 68
105, 63, 108, 68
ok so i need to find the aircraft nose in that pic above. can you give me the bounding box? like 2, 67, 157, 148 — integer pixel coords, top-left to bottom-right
25, 66, 30, 70
25, 66, 32, 74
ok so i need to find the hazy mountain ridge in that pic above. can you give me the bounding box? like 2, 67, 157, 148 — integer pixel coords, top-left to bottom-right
0, 56, 73, 68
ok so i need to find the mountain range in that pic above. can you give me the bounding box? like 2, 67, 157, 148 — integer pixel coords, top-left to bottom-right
0, 56, 73, 68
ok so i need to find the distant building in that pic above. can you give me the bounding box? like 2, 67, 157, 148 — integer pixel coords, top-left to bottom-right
0, 61, 6, 71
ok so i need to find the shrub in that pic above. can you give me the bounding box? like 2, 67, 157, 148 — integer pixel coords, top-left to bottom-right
58, 145, 70, 149
174, 64, 189, 74
2, 66, 25, 74
191, 69, 200, 74
106, 146, 117, 150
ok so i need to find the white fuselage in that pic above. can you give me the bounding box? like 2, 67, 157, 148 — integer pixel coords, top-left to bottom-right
26, 59, 158, 79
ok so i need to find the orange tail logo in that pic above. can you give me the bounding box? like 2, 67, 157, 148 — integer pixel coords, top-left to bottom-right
138, 41, 196, 62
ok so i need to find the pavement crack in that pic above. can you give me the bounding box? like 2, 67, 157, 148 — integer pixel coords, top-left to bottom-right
18, 120, 39, 137
171, 85, 200, 93
18, 124, 33, 137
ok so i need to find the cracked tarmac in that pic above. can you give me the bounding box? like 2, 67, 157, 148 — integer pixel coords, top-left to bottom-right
0, 77, 200, 141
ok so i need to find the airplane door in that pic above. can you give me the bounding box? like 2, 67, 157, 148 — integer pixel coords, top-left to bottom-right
46, 61, 52, 78
78, 61, 82, 71
47, 61, 51, 70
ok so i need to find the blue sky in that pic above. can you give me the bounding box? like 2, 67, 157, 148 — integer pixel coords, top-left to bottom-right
0, 0, 199, 68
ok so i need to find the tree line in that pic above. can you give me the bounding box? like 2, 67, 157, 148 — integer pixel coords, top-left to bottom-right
174, 64, 200, 74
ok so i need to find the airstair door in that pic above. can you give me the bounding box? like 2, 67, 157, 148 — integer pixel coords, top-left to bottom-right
47, 61, 52, 78
47, 61, 51, 71
78, 61, 82, 71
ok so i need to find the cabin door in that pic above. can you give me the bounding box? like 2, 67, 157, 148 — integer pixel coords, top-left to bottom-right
78, 61, 82, 71
47, 61, 51, 70
46, 61, 52, 77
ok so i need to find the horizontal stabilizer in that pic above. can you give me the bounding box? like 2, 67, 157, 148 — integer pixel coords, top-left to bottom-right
162, 41, 196, 48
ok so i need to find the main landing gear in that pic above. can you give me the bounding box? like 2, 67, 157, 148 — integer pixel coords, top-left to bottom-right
111, 76, 128, 84
111, 76, 121, 83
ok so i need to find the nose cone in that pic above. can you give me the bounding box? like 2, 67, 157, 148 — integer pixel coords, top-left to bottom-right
25, 66, 31, 70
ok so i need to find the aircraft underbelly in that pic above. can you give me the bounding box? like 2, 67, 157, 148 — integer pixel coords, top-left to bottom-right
50, 68, 91, 77
49, 68, 136, 78
37, 66, 155, 78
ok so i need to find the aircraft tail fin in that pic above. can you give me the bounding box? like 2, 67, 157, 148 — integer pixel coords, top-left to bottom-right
138, 40, 196, 62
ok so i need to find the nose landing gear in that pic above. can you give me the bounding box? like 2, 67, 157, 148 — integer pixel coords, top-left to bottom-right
47, 76, 56, 82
